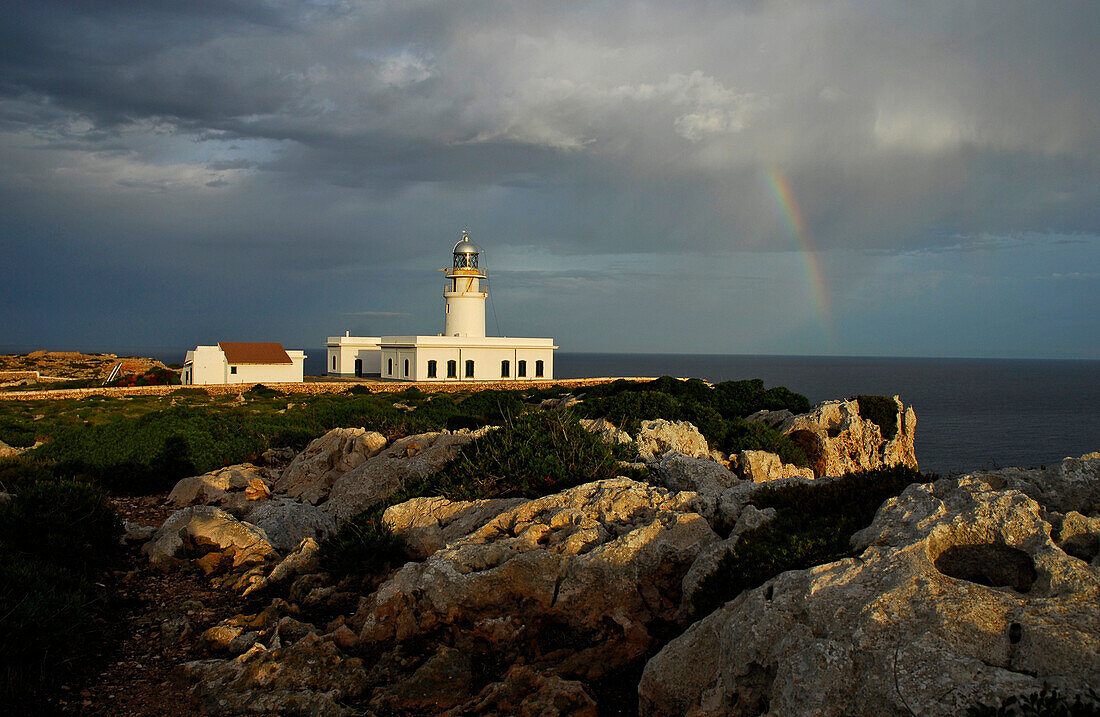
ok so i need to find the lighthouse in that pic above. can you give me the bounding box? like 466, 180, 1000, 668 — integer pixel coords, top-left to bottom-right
444, 230, 487, 337
327, 228, 556, 382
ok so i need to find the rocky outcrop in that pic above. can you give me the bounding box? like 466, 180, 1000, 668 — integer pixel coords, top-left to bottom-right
275, 428, 388, 505
239, 498, 337, 552
639, 457, 1100, 716
635, 419, 709, 462
771, 397, 917, 478
974, 452, 1100, 515
167, 464, 273, 510
732, 449, 815, 483
142, 505, 277, 571
184, 632, 367, 716
323, 429, 488, 522
351, 478, 717, 712
383, 495, 527, 560
652, 453, 742, 497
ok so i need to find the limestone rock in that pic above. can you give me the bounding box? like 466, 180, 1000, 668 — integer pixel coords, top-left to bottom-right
445, 665, 598, 716
777, 397, 917, 477
275, 428, 388, 505
635, 419, 709, 462
240, 498, 337, 552
183, 632, 367, 716
323, 429, 488, 522
579, 417, 633, 446
640, 473, 1100, 716
167, 464, 274, 510
142, 505, 277, 570
353, 478, 717, 712
733, 449, 815, 483
743, 409, 793, 429
652, 453, 742, 497
0, 440, 18, 458
122, 520, 157, 542
971, 453, 1100, 515
383, 495, 528, 560
243, 538, 322, 596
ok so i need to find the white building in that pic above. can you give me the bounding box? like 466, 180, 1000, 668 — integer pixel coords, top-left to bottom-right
182, 342, 306, 385
325, 332, 383, 378
328, 230, 556, 382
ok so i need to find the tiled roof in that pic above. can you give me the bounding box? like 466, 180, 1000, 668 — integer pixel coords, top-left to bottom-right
218, 342, 292, 365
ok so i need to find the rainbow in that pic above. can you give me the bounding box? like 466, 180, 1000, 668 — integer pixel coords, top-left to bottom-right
765, 167, 831, 330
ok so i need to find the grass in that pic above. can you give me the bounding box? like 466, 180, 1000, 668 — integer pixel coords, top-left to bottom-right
691, 465, 925, 617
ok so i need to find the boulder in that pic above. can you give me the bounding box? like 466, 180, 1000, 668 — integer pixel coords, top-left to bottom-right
679, 504, 777, 613
240, 498, 337, 552
167, 464, 273, 510
743, 409, 793, 429
142, 505, 277, 571
244, 537, 323, 596
639, 468, 1100, 716
383, 495, 528, 560
275, 428, 388, 505
352, 478, 718, 712
652, 453, 742, 497
579, 417, 633, 446
635, 419, 709, 462
776, 397, 917, 477
732, 449, 815, 483
323, 429, 489, 522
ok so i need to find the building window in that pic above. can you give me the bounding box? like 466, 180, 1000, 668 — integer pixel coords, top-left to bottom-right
387, 358, 393, 375
518, 360, 527, 377
230, 366, 237, 375
447, 360, 457, 378
535, 360, 544, 378
427, 360, 437, 378
404, 359, 410, 377
465, 359, 474, 378
501, 360, 510, 378
332, 355, 337, 371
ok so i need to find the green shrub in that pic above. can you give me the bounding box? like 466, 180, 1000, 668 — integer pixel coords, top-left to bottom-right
0, 479, 122, 571
722, 419, 809, 467
323, 412, 621, 577
0, 553, 91, 696
856, 395, 899, 439
246, 383, 281, 398
0, 456, 54, 493
967, 686, 1100, 716
321, 506, 408, 578
692, 465, 923, 617
0, 418, 36, 448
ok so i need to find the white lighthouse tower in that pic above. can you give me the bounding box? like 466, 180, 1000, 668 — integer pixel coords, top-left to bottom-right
444, 230, 487, 337
329, 228, 556, 382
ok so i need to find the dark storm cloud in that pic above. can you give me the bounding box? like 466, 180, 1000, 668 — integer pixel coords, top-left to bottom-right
1, 1, 1098, 356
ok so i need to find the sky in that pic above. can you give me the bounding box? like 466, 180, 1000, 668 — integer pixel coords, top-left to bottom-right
1, 0, 1097, 359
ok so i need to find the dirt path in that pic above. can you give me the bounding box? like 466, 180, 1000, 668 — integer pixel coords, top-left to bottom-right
38, 496, 261, 716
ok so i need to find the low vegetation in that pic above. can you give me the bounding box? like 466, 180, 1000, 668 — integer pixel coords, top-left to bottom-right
576, 376, 811, 466
322, 411, 623, 576
0, 477, 121, 699
855, 394, 900, 440
966, 687, 1100, 717
691, 464, 925, 618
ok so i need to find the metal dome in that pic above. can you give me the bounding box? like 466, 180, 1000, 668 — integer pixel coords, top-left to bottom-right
453, 229, 480, 255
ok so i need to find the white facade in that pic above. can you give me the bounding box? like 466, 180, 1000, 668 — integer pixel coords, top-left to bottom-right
325, 332, 383, 377
329, 229, 556, 382
379, 336, 555, 382
182, 344, 306, 385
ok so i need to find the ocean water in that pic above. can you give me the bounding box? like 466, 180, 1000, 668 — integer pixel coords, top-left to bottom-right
6, 346, 1096, 476
553, 353, 1100, 476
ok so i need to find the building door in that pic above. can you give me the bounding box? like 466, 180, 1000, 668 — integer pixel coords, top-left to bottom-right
354, 359, 363, 377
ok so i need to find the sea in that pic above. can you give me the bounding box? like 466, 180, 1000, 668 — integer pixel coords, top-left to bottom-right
7, 346, 1098, 476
